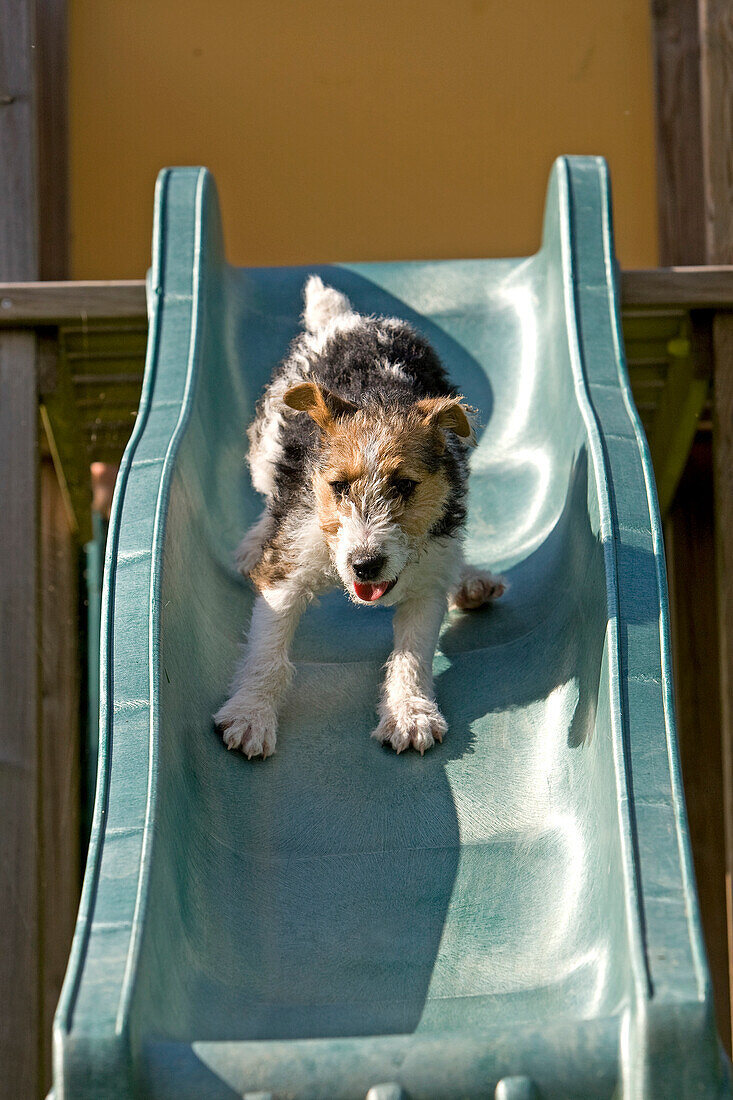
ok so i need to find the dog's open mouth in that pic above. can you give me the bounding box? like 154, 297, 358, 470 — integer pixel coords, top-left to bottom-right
353, 577, 398, 603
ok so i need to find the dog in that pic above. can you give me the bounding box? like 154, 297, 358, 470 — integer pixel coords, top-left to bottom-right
214, 276, 504, 758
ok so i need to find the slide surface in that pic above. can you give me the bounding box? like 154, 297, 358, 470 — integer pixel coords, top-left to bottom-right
54, 159, 730, 1099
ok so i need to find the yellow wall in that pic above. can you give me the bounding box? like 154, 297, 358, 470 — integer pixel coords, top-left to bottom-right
69, 1, 659, 277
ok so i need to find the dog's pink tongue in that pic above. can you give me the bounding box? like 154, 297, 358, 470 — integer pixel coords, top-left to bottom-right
354, 580, 391, 602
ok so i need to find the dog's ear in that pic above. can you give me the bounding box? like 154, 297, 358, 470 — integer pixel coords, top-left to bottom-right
415, 396, 476, 444
283, 381, 358, 433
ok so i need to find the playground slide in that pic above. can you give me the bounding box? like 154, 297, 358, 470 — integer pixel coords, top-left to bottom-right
53, 159, 730, 1099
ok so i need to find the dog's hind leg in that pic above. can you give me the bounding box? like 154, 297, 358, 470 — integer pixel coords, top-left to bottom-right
234, 508, 275, 577
214, 581, 307, 758
449, 555, 506, 610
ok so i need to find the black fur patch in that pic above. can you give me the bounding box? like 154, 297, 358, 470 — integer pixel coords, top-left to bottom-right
429, 433, 469, 539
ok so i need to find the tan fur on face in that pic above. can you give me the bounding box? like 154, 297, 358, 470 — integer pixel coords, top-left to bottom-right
312, 409, 451, 544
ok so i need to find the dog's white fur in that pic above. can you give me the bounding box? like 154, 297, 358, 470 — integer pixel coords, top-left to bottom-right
215, 277, 503, 758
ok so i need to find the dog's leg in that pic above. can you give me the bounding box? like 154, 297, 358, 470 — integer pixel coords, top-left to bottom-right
234, 507, 275, 577
373, 590, 449, 755
449, 550, 505, 610
214, 583, 306, 758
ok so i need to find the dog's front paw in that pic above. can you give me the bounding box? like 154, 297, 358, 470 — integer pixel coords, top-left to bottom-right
450, 567, 506, 610
214, 698, 277, 759
372, 699, 447, 755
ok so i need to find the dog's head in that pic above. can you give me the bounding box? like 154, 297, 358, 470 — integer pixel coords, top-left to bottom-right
283, 379, 472, 604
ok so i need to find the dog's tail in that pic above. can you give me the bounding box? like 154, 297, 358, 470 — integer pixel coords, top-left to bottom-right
302, 275, 356, 332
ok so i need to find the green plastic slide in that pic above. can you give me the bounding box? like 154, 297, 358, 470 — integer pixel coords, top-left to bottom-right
53, 158, 731, 1098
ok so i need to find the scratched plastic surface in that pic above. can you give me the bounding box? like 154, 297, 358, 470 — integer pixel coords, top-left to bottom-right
53, 160, 731, 1099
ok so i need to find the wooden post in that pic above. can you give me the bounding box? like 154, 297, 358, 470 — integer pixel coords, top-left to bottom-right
39, 458, 80, 1076
667, 437, 730, 1039
0, 332, 41, 1099
651, 0, 733, 1050
1, 2, 77, 1096
700, 0, 733, 266
714, 310, 733, 1056
700, 0, 733, 1056
0, 3, 42, 1096
651, 0, 707, 265
34, 0, 69, 282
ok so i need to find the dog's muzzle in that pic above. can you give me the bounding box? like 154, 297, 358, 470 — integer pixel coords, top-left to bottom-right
349, 552, 397, 602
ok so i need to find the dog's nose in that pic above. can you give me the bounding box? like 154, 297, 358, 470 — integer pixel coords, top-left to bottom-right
351, 554, 387, 581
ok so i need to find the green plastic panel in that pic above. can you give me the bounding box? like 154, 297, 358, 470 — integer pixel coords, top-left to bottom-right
53, 159, 731, 1099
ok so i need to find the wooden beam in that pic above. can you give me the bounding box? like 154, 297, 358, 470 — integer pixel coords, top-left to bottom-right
0, 280, 147, 325
621, 266, 733, 307
0, 269, 733, 328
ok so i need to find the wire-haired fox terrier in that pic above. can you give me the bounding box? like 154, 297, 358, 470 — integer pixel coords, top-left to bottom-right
214, 276, 504, 758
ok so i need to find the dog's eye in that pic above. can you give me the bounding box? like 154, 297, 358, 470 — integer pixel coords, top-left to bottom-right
330, 480, 350, 499
392, 478, 418, 500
